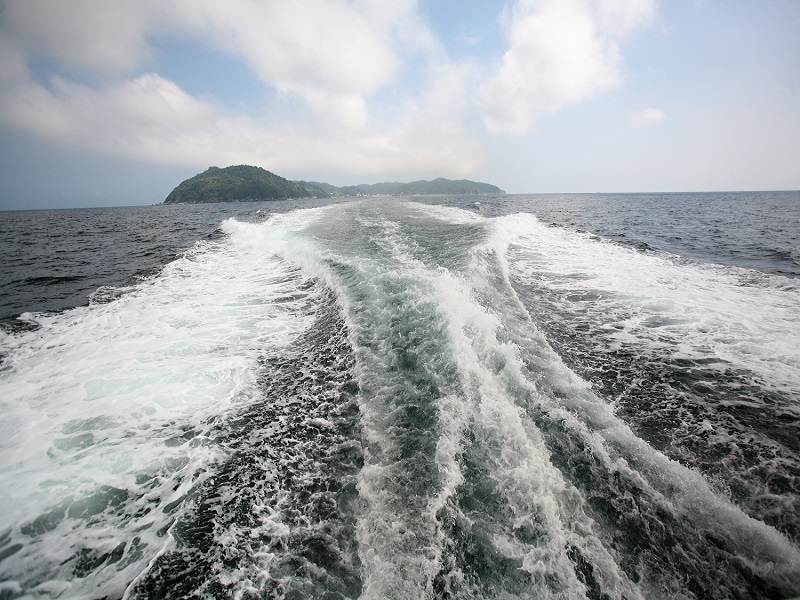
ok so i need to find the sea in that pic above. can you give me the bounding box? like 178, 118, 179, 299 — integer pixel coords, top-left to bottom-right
0, 191, 798, 600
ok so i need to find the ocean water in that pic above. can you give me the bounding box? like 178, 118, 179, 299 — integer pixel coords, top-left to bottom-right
0, 191, 798, 599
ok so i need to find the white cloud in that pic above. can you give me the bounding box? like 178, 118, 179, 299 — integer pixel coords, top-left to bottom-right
0, 0, 661, 183
595, 0, 656, 36
0, 0, 437, 127
0, 73, 219, 159
0, 64, 479, 182
631, 107, 666, 126
0, 0, 481, 180
480, 0, 656, 135
0, 36, 29, 83
177, 1, 399, 92
1, 0, 162, 76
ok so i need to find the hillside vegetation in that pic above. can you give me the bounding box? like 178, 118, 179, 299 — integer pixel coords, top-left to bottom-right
165, 165, 504, 204
164, 165, 327, 204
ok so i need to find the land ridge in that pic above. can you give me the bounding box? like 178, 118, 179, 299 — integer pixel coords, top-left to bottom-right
163, 165, 505, 204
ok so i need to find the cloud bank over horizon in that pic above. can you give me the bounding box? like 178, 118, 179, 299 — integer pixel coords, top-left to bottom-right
0, 0, 798, 206
0, 0, 656, 180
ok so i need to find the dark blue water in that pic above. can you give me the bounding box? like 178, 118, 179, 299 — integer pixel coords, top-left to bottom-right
2, 192, 797, 324
0, 197, 348, 322
466, 191, 800, 277
1, 192, 798, 599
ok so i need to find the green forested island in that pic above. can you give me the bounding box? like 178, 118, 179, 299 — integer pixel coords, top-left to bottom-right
163, 165, 504, 204
163, 165, 315, 204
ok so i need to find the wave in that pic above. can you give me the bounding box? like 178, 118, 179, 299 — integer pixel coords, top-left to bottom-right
1, 201, 798, 599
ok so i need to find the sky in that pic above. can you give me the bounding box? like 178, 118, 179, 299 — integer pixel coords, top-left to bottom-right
0, 0, 798, 210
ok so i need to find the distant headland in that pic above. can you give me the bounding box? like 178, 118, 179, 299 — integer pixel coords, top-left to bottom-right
163, 165, 505, 204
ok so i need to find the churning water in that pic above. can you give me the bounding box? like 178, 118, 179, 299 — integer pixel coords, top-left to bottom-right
1, 192, 798, 599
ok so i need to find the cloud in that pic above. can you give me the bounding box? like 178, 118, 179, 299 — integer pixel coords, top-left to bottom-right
0, 0, 481, 180
480, 0, 656, 135
631, 107, 666, 127
0, 73, 219, 159
0, 63, 479, 183
0, 0, 436, 126
0, 0, 162, 76
0, 0, 660, 185
174, 0, 440, 128
0, 70, 480, 178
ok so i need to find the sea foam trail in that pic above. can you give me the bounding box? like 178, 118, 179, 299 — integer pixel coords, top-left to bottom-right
226, 200, 800, 599
411, 203, 800, 597
2, 200, 799, 599
495, 211, 800, 544
127, 286, 364, 599
0, 230, 320, 599
497, 211, 800, 393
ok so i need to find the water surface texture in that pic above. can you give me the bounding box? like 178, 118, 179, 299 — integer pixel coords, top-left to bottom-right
1, 192, 799, 599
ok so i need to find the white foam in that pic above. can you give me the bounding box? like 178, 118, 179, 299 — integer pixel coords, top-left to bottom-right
495, 212, 800, 396
317, 203, 634, 598
428, 233, 644, 599
406, 201, 484, 224
6, 200, 795, 596
0, 217, 322, 597
399, 202, 800, 594
487, 211, 800, 585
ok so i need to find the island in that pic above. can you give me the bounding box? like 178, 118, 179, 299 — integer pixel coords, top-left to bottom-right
163, 165, 504, 204
163, 165, 320, 204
